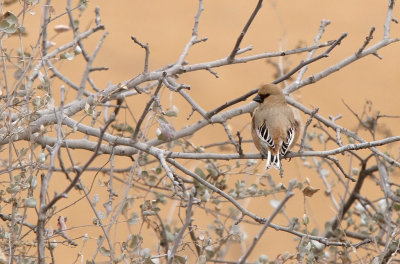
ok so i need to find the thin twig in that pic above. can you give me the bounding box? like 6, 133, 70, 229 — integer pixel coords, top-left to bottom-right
207, 89, 258, 118
41, 0, 52, 56
221, 121, 240, 154
131, 35, 150, 73
296, 19, 331, 82
356, 27, 375, 57
168, 159, 265, 223
228, 0, 263, 62
43, 113, 116, 212
132, 72, 165, 141
31, 126, 400, 166
168, 189, 194, 264
237, 131, 244, 156
288, 97, 400, 167
325, 162, 377, 237
274, 32, 347, 85
238, 180, 296, 264
77, 31, 109, 99
299, 107, 319, 151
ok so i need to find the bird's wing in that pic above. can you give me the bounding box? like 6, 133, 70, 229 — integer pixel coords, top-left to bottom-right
280, 127, 295, 156
256, 122, 275, 149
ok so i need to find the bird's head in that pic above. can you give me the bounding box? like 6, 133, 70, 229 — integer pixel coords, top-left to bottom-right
253, 84, 284, 103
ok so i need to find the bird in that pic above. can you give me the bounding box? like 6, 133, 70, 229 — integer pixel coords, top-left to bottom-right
251, 84, 300, 170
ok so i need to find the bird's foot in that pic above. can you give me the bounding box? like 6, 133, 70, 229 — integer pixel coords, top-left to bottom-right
260, 153, 268, 160
283, 150, 293, 162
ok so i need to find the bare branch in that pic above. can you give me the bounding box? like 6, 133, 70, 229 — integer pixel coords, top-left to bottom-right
299, 107, 319, 152
168, 159, 265, 223
296, 19, 331, 82
356, 27, 376, 57
274, 32, 347, 85
42, 112, 117, 212
131, 35, 150, 73
168, 189, 194, 264
325, 162, 377, 238
228, 0, 263, 62
238, 180, 296, 263
288, 97, 400, 167
77, 31, 109, 99
132, 73, 165, 141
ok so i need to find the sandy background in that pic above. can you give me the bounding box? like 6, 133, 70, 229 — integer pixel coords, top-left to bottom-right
4, 0, 400, 262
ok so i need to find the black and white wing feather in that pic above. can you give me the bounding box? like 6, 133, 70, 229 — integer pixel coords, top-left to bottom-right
256, 122, 275, 149
256, 124, 295, 170
280, 127, 295, 156
256, 122, 281, 170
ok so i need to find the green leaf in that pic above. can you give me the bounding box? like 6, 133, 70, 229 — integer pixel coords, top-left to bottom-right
195, 168, 206, 179
128, 234, 142, 248
4, 12, 18, 25
60, 52, 74, 60
24, 197, 37, 208
143, 257, 155, 264
6, 184, 20, 194
99, 246, 110, 257
0, 21, 10, 31
79, 0, 88, 12
142, 210, 156, 216
3, 23, 17, 34
393, 203, 400, 211
128, 212, 140, 225
0, 12, 19, 34
20, 147, 28, 157
174, 255, 187, 264
165, 105, 179, 117
112, 123, 134, 134
115, 253, 125, 263
154, 193, 166, 204
154, 166, 162, 175
140, 170, 149, 178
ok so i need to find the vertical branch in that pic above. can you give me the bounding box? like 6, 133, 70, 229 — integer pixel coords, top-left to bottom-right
77, 32, 109, 99
132, 73, 166, 141
228, 0, 263, 62
296, 20, 331, 82
168, 189, 194, 264
92, 157, 139, 261
383, 0, 395, 39
299, 107, 319, 151
324, 162, 377, 237
131, 36, 150, 73
221, 121, 240, 154
42, 0, 52, 56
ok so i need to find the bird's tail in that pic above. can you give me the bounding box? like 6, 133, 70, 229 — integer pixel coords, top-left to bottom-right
266, 151, 281, 170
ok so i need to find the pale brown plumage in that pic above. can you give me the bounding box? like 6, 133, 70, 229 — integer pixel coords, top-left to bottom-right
251, 84, 300, 170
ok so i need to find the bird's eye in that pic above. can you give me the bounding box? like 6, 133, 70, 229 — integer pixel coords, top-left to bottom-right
264, 93, 270, 98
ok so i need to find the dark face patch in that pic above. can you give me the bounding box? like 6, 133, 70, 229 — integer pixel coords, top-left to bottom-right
253, 93, 270, 103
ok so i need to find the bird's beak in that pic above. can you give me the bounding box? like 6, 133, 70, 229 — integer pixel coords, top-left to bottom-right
253, 94, 264, 103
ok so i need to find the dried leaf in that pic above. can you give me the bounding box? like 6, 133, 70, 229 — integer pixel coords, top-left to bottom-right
302, 186, 320, 197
